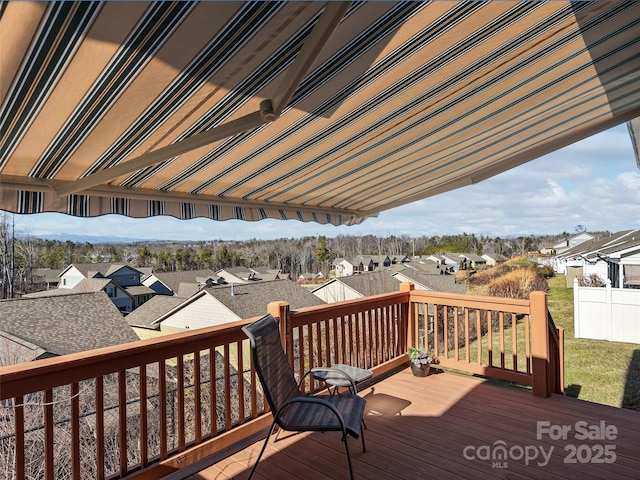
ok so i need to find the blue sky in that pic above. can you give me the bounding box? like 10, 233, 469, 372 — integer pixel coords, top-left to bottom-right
12, 124, 640, 242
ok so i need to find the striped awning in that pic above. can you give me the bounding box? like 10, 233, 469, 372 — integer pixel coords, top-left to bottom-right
2, 1, 640, 226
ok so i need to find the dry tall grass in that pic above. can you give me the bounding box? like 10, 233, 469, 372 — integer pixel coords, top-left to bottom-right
468, 264, 548, 298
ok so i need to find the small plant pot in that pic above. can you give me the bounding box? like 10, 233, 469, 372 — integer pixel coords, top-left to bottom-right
410, 362, 431, 377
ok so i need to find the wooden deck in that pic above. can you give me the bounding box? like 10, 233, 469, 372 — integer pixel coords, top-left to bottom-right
169, 368, 640, 480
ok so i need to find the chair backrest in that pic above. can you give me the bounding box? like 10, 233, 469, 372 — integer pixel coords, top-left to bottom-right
242, 314, 301, 415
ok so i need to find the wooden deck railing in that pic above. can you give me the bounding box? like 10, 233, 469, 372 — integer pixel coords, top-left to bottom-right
405, 285, 564, 397
0, 285, 562, 479
268, 289, 411, 393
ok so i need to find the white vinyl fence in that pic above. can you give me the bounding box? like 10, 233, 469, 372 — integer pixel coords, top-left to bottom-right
573, 278, 640, 343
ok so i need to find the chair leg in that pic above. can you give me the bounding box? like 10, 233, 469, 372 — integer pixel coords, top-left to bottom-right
342, 432, 355, 480
361, 421, 366, 453
247, 421, 277, 479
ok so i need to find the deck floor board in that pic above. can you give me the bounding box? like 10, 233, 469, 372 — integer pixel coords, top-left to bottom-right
178, 368, 640, 480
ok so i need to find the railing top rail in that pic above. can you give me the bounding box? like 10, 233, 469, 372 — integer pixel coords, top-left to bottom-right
0, 316, 260, 400
408, 289, 532, 312
289, 291, 409, 325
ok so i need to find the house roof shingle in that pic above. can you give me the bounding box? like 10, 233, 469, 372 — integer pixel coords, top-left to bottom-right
203, 280, 325, 320
148, 269, 221, 294
0, 292, 139, 359
126, 295, 187, 328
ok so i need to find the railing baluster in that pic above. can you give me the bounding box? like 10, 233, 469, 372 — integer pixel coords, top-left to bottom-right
307, 323, 314, 391
223, 344, 231, 429
96, 376, 105, 480
464, 307, 470, 363
512, 315, 518, 372
324, 318, 331, 369
139, 365, 148, 467
331, 316, 338, 366
454, 306, 460, 361
71, 382, 80, 479
209, 348, 217, 434
434, 304, 440, 358
15, 396, 25, 480
499, 312, 505, 369
193, 353, 201, 443
118, 371, 127, 476
525, 315, 531, 374
340, 315, 347, 364
487, 310, 493, 367
476, 309, 481, 365
249, 345, 258, 418
159, 361, 167, 459
237, 341, 245, 423
360, 311, 366, 368
176, 355, 185, 451
44, 389, 53, 480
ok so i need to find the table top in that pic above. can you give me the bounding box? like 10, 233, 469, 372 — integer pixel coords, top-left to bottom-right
312, 363, 373, 386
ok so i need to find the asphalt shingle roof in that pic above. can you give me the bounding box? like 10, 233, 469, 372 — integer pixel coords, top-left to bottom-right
126, 295, 186, 327
0, 291, 139, 357
149, 269, 221, 294
335, 270, 402, 297
203, 280, 325, 319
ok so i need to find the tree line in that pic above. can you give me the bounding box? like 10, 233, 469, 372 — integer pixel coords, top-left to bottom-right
1, 212, 590, 298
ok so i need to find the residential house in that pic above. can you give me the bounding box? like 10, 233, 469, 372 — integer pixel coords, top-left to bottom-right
55, 263, 155, 313
481, 253, 508, 266
552, 232, 595, 256
332, 256, 378, 278
31, 268, 63, 290
0, 291, 139, 366
142, 269, 225, 296
215, 266, 280, 284
131, 280, 325, 334
457, 253, 487, 270
391, 255, 411, 264
297, 272, 323, 284
370, 255, 392, 268
333, 258, 355, 277
424, 254, 458, 270
312, 269, 403, 303
126, 295, 187, 339
552, 230, 640, 288
391, 265, 466, 295
251, 266, 285, 281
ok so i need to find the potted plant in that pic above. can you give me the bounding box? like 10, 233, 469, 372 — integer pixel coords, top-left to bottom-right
407, 347, 439, 377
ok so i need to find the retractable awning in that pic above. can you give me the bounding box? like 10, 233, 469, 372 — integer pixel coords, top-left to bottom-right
2, 1, 640, 226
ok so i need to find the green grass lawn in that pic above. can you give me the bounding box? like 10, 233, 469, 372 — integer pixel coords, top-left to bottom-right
547, 275, 640, 410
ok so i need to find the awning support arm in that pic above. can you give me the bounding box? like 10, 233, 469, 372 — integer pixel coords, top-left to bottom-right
55, 2, 350, 197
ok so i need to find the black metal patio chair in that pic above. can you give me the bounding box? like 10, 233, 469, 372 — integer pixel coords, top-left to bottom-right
242, 314, 367, 480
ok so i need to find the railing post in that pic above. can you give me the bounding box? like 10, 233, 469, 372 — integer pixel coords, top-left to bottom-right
557, 326, 565, 394
400, 282, 415, 352
530, 291, 550, 398
268, 301, 293, 366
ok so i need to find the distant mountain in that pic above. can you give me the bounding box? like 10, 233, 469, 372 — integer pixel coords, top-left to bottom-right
20, 233, 154, 244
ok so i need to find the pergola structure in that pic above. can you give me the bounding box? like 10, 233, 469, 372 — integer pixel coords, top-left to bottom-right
2, 1, 640, 226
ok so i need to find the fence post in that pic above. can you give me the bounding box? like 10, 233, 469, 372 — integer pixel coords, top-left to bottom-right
605, 278, 612, 341
530, 291, 550, 398
268, 301, 292, 366
573, 277, 580, 338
